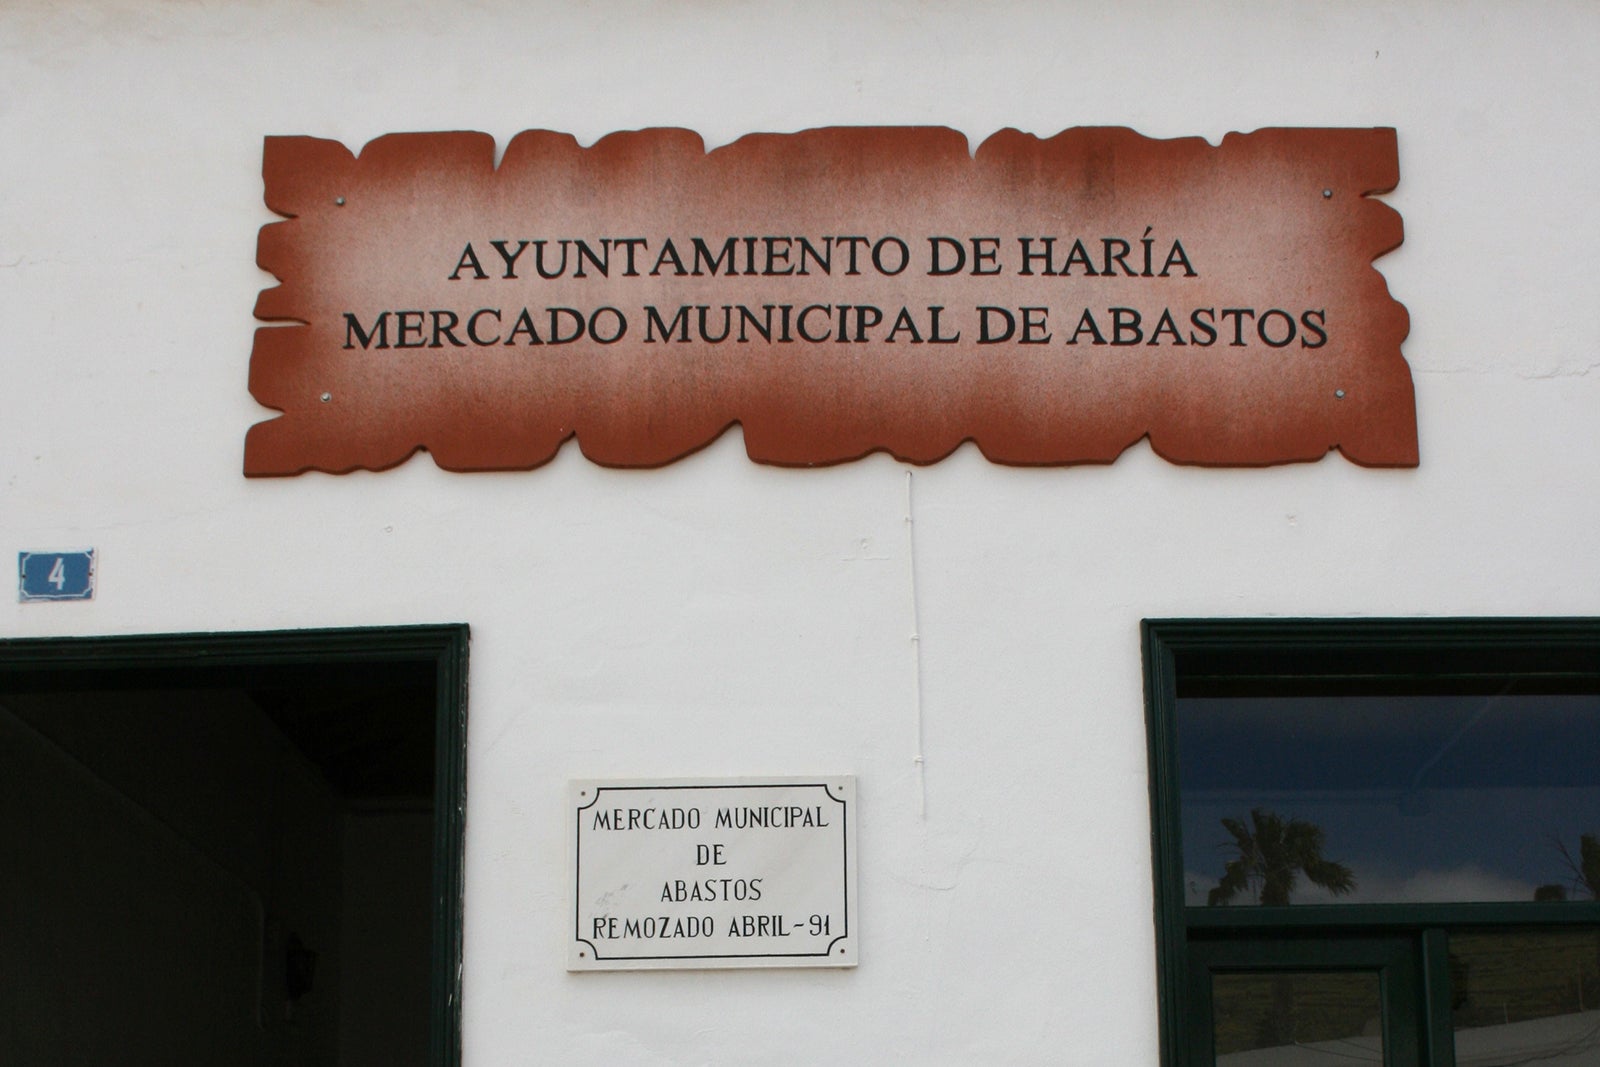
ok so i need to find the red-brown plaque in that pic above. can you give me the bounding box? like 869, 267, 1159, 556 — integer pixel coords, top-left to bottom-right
247, 126, 1414, 475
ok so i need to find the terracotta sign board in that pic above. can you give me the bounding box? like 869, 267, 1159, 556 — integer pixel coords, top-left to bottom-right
569, 777, 857, 970
247, 126, 1415, 475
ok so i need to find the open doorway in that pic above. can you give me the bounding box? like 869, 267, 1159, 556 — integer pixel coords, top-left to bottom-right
0, 626, 467, 1067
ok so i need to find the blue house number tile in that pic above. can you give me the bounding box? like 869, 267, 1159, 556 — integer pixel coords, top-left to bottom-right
18, 550, 95, 601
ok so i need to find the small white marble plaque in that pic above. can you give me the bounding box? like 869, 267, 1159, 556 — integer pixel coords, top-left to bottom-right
569, 776, 857, 970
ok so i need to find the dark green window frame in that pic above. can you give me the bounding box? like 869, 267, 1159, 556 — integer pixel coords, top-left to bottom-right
0, 624, 469, 1067
1143, 617, 1600, 1066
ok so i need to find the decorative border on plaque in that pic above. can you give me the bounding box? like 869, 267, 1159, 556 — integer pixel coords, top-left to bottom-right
569, 777, 857, 970
248, 126, 1415, 475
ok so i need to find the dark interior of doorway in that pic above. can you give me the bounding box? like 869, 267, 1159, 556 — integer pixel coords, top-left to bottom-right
0, 626, 467, 1067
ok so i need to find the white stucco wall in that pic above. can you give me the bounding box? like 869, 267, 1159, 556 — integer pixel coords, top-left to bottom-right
3, 2, 1597, 1062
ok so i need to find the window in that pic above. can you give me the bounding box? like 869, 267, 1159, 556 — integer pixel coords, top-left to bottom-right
1144, 619, 1600, 1066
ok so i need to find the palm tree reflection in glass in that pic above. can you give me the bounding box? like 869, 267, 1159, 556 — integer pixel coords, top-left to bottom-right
1208, 810, 1364, 1055
1209, 807, 1356, 907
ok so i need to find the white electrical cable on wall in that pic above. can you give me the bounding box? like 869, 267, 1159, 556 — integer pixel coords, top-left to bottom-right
904, 469, 927, 818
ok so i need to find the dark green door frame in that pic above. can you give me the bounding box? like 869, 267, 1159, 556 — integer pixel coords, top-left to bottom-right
0, 624, 469, 1067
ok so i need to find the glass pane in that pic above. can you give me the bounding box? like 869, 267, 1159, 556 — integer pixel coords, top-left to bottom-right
1450, 928, 1600, 1067
1178, 690, 1600, 905
1213, 971, 1383, 1064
